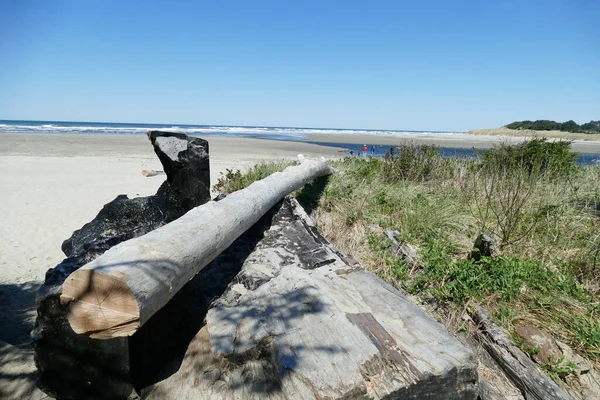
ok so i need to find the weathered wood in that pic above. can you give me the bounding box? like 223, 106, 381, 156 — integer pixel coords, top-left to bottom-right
470, 305, 572, 400
61, 160, 335, 339
33, 131, 211, 399
478, 376, 511, 400
142, 198, 478, 399
384, 229, 419, 264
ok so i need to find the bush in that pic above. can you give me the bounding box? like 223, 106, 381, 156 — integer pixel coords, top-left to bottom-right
469, 139, 577, 248
382, 143, 449, 182
409, 246, 588, 306
479, 138, 577, 180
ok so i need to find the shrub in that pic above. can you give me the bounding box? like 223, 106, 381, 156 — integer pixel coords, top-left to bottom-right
382, 143, 449, 182
410, 248, 588, 306
469, 139, 578, 247
479, 139, 577, 180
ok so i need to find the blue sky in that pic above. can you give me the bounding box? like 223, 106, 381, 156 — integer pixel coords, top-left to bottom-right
0, 0, 598, 131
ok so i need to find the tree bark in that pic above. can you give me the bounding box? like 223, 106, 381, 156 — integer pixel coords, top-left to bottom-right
60, 159, 335, 339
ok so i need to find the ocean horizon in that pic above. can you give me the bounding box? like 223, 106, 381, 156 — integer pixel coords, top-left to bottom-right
0, 119, 465, 141
2, 119, 599, 165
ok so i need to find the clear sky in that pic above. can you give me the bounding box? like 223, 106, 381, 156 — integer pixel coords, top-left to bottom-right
0, 0, 598, 131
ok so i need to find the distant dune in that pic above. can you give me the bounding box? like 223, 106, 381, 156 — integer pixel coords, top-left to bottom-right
468, 127, 600, 141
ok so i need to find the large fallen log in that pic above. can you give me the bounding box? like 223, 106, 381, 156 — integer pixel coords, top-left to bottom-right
141, 198, 479, 399
60, 159, 335, 339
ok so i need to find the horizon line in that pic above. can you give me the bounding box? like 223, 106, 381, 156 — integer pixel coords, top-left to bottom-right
0, 118, 466, 134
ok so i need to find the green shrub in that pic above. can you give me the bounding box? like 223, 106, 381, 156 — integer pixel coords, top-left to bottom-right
382, 143, 449, 182
469, 139, 578, 247
506, 119, 600, 134
479, 139, 578, 180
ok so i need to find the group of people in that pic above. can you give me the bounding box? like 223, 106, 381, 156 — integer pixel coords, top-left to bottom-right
349, 144, 377, 157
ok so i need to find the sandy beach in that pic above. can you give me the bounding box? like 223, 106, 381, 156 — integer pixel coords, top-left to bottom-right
0, 133, 345, 348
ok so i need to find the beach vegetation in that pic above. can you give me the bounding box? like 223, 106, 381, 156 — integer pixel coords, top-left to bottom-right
213, 160, 294, 194
214, 140, 600, 378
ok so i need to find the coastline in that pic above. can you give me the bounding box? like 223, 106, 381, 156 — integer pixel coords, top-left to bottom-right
469, 127, 600, 141
305, 132, 600, 154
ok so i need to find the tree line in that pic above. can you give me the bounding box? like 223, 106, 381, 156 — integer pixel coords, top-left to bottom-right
505, 119, 600, 134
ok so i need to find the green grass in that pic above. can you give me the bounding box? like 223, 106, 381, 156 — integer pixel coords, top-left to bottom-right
213, 142, 600, 373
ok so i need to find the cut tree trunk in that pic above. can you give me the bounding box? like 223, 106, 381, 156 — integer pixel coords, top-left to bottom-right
60, 159, 335, 339
32, 131, 211, 399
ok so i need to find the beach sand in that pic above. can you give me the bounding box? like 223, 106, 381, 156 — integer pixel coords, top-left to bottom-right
0, 133, 345, 347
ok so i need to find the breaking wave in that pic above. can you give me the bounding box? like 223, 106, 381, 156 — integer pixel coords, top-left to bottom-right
0, 120, 464, 140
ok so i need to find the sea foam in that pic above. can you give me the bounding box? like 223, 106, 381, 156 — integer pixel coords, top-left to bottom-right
0, 120, 465, 139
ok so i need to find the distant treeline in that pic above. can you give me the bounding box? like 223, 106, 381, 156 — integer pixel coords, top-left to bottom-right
505, 119, 600, 134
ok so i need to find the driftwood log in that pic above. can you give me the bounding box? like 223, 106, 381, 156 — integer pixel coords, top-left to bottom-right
33, 192, 480, 399
142, 198, 479, 399
384, 229, 419, 264
470, 305, 572, 400
60, 159, 335, 339
32, 133, 481, 398
33, 131, 210, 399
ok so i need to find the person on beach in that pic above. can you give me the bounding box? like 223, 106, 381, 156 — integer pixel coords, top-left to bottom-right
362, 144, 368, 156
371, 145, 376, 154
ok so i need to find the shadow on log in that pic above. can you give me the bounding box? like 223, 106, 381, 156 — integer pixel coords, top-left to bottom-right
129, 202, 284, 390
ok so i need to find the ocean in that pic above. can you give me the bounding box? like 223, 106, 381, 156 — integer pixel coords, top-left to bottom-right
0, 120, 462, 140
1, 120, 598, 165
